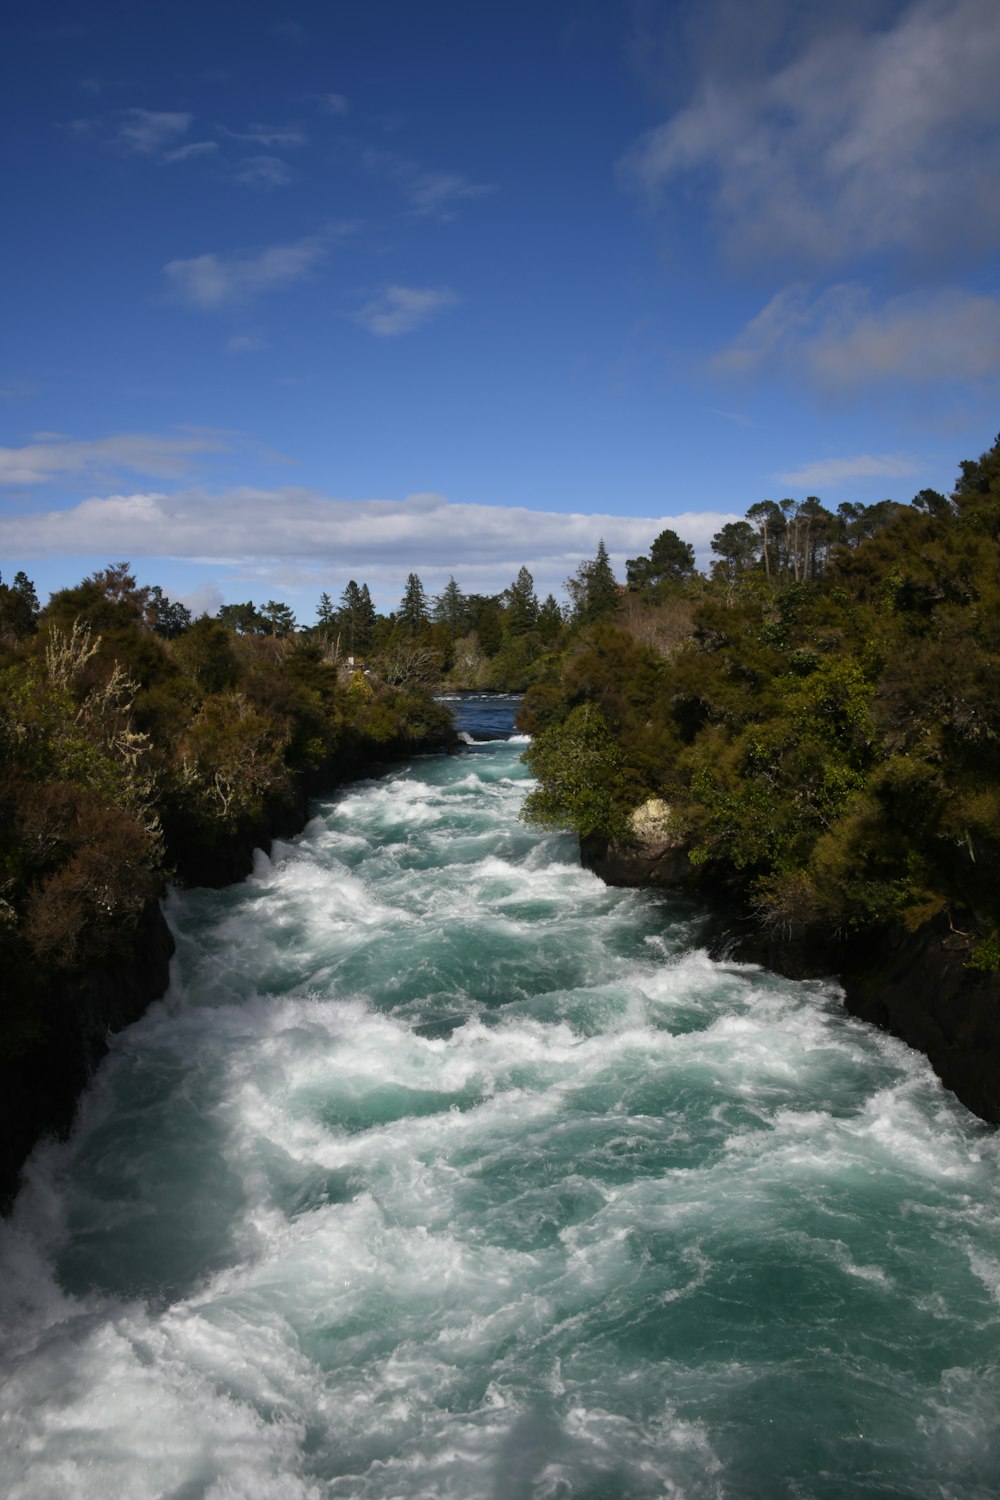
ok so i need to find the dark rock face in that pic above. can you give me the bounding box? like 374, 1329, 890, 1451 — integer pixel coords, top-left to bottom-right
0, 898, 176, 1209
839, 920, 1000, 1125
580, 833, 1000, 1128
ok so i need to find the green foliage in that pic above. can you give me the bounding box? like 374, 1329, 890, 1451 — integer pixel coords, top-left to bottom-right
521, 704, 626, 839
523, 434, 1000, 950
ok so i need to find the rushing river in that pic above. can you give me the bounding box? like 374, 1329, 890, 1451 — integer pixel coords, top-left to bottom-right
1, 693, 998, 1499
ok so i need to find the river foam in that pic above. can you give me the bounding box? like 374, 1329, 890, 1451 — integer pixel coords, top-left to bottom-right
2, 725, 998, 1499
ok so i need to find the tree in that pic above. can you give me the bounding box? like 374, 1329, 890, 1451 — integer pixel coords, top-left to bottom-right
316, 592, 337, 627
504, 566, 539, 636
145, 585, 192, 638
260, 600, 297, 637
746, 502, 785, 583
398, 573, 429, 634
217, 601, 270, 635
537, 593, 564, 644
521, 703, 626, 838
710, 521, 758, 582
566, 540, 619, 626
432, 577, 467, 638
338, 581, 376, 655
626, 529, 696, 594
89, 561, 149, 614
0, 571, 40, 642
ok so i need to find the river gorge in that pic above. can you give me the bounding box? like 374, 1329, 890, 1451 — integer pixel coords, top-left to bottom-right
1, 696, 997, 1499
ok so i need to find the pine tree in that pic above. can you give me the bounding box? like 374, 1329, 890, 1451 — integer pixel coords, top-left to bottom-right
567, 539, 618, 625
432, 577, 467, 638
504, 566, 539, 636
398, 573, 429, 634
338, 580, 376, 655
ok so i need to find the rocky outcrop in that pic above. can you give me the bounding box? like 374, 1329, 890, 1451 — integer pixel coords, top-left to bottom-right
580, 799, 693, 887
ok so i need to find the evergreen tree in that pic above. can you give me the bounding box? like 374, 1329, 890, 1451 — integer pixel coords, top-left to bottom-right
217, 600, 270, 634
432, 577, 467, 638
536, 593, 564, 644
567, 539, 619, 625
145, 585, 192, 638
261, 600, 297, 637
398, 573, 429, 634
338, 580, 376, 655
504, 566, 539, 636
625, 529, 696, 594
316, 592, 336, 627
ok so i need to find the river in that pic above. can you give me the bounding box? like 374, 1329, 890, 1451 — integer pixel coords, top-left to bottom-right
1, 693, 997, 1499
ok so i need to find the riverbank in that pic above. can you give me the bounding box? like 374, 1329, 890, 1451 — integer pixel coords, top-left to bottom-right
579, 831, 1000, 1126
0, 720, 458, 1210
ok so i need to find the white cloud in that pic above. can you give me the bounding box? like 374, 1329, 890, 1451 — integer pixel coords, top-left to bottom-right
220, 123, 308, 148
0, 487, 739, 598
226, 335, 268, 354
715, 284, 1000, 388
773, 453, 919, 490
234, 155, 295, 189
164, 237, 327, 309
117, 108, 193, 154
320, 92, 349, 116
622, 0, 1000, 267
0, 432, 230, 487
361, 148, 494, 219
354, 285, 459, 337
164, 140, 220, 163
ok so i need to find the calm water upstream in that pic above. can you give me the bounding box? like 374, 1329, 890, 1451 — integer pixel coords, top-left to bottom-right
1, 693, 998, 1499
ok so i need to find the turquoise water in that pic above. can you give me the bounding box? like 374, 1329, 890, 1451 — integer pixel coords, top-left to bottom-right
1, 699, 998, 1499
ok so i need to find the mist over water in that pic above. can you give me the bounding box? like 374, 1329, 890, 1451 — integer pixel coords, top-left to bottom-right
2, 694, 998, 1499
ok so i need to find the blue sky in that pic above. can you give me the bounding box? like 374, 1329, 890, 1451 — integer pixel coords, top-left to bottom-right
3, 0, 1000, 618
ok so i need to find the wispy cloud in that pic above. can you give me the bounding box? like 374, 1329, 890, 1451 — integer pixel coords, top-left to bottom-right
116, 108, 193, 154
164, 140, 220, 164
164, 236, 328, 309
773, 453, 919, 491
714, 284, 1000, 388
354, 285, 459, 337
622, 0, 1000, 269
234, 155, 295, 189
226, 335, 268, 354
219, 123, 308, 148
0, 431, 231, 487
362, 148, 494, 220
319, 92, 349, 116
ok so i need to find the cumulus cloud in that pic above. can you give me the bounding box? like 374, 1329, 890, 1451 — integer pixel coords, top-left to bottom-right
773, 453, 919, 490
354, 285, 459, 337
0, 432, 230, 487
714, 284, 1000, 388
623, 0, 1000, 267
164, 237, 327, 309
0, 487, 738, 598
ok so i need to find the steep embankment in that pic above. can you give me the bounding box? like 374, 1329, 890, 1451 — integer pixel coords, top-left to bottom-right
0, 723, 457, 1210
